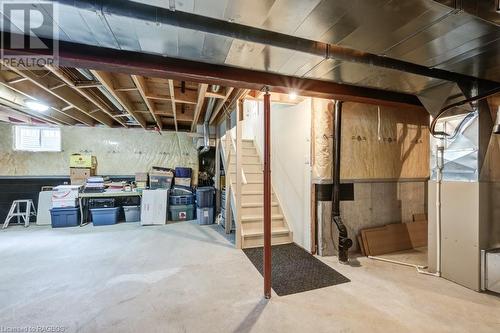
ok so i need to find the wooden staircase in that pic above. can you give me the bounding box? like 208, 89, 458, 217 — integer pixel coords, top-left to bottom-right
222, 136, 293, 249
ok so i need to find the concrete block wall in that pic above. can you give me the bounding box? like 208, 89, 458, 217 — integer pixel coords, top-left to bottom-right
320, 180, 427, 255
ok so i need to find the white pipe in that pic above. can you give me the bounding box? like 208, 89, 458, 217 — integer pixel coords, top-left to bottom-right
435, 142, 444, 277
368, 256, 427, 270
418, 142, 444, 278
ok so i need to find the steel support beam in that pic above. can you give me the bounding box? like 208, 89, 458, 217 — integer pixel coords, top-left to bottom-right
263, 89, 272, 299
54, 0, 498, 89
2, 36, 422, 109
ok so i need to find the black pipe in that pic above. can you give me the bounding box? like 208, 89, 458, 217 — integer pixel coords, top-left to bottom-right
54, 0, 498, 88
332, 101, 352, 263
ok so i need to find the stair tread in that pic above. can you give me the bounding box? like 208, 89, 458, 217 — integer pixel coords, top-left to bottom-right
241, 191, 275, 195
229, 170, 262, 174
241, 202, 278, 208
230, 152, 258, 156
232, 181, 263, 185
242, 226, 290, 237
241, 214, 284, 221
230, 161, 262, 165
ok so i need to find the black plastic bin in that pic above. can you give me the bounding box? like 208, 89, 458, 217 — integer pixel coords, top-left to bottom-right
88, 198, 115, 209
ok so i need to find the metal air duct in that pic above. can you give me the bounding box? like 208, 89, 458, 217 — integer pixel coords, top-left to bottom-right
200, 85, 220, 153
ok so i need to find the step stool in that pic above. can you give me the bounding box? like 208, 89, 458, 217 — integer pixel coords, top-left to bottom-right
2, 200, 37, 229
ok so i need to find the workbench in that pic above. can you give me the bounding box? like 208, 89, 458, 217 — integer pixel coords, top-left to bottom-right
79, 191, 142, 226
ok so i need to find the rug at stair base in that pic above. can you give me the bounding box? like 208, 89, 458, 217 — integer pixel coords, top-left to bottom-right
243, 243, 350, 296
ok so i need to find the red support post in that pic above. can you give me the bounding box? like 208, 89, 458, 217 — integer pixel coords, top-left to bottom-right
263, 89, 272, 299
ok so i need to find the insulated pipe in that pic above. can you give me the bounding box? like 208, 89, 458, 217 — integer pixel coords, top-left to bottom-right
263, 89, 272, 299
332, 101, 352, 264
54, 0, 498, 88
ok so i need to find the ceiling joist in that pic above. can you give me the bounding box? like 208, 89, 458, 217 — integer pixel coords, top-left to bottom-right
3, 64, 111, 127
209, 88, 234, 124
0, 79, 74, 126
131, 75, 162, 130
191, 83, 208, 132
46, 65, 127, 128
90, 70, 147, 129
167, 79, 178, 132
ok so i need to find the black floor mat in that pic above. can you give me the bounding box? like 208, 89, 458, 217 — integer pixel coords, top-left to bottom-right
243, 243, 350, 296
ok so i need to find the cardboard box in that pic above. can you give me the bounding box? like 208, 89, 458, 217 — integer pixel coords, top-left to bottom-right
135, 181, 147, 189
135, 172, 148, 182
70, 178, 86, 186
70, 167, 95, 185
70, 154, 97, 169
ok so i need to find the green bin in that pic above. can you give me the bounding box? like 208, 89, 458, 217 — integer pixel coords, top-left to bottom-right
169, 204, 195, 221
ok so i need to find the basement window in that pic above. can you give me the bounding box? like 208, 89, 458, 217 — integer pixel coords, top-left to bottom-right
14, 126, 61, 152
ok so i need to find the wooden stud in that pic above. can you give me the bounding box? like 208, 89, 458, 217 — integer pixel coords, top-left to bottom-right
235, 100, 243, 249
191, 83, 208, 132
224, 115, 232, 234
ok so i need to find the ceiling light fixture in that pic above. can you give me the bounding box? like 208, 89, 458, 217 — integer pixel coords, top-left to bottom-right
25, 100, 49, 112
289, 91, 297, 100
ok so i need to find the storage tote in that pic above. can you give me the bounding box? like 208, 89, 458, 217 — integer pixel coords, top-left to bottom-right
197, 207, 214, 225
169, 204, 195, 221
91, 207, 120, 226
50, 207, 80, 228
196, 187, 215, 208
175, 167, 192, 178
123, 205, 140, 222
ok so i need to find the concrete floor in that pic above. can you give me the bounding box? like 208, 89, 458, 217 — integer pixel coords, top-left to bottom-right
374, 247, 428, 267
1, 222, 499, 333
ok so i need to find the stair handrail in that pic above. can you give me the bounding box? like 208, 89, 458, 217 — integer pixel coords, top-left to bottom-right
230, 131, 248, 185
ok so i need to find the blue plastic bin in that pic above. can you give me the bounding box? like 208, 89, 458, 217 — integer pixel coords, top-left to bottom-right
196, 187, 215, 208
50, 207, 80, 228
91, 207, 120, 226
197, 207, 214, 225
175, 167, 192, 178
